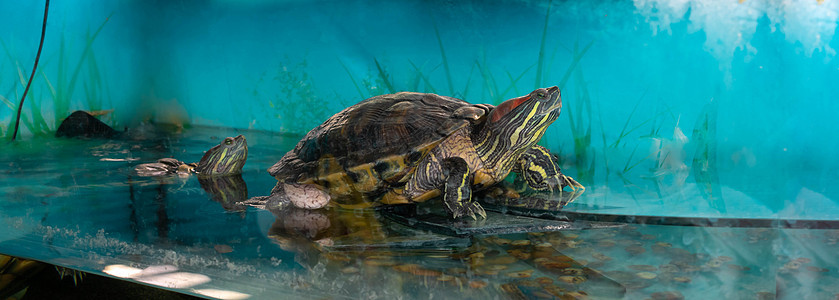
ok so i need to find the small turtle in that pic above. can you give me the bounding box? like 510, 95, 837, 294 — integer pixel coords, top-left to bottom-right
247, 87, 583, 219
134, 135, 248, 177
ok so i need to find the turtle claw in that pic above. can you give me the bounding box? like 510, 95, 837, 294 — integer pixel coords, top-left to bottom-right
444, 201, 487, 220
473, 203, 487, 219
563, 175, 585, 192
463, 201, 487, 220
238, 196, 270, 210
240, 192, 293, 212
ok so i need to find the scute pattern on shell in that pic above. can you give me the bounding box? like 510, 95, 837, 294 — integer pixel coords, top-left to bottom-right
269, 92, 476, 182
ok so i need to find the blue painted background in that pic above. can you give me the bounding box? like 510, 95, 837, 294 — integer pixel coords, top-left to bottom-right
2, 0, 838, 217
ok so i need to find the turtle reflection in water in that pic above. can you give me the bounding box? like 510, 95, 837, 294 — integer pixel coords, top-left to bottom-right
133, 135, 250, 210
266, 208, 618, 299
266, 206, 392, 266
247, 87, 584, 219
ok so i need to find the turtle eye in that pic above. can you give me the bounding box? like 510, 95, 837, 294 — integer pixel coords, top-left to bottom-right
224, 138, 233, 145
536, 92, 546, 99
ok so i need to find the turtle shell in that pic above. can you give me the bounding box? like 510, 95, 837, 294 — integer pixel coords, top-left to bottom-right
268, 92, 484, 203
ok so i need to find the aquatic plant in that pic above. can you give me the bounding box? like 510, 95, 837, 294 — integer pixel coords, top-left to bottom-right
360, 60, 391, 97
433, 23, 455, 96
407, 60, 438, 94
0, 98, 9, 136
538, 36, 594, 180
257, 58, 332, 135
616, 95, 673, 175
1, 15, 112, 139
534, 0, 552, 89
520, 36, 594, 184
2, 60, 50, 137
2, 41, 42, 138
50, 17, 112, 125
474, 55, 501, 103
373, 58, 396, 94
565, 64, 595, 184
80, 38, 111, 119
501, 65, 534, 98
322, 3, 599, 180
9, 0, 48, 141
24, 86, 49, 135
330, 1, 592, 107
475, 57, 537, 105
338, 58, 366, 99
408, 58, 481, 100
691, 99, 717, 173
318, 4, 601, 192
691, 98, 724, 211
458, 63, 477, 100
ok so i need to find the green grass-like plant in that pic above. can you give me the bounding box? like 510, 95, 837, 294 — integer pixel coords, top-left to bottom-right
338, 58, 367, 99
1, 16, 112, 138
2, 40, 42, 137
691, 98, 724, 211
407, 60, 439, 94
433, 23, 455, 95
45, 16, 111, 129
259, 58, 332, 135
374, 58, 396, 94
317, 3, 601, 189
534, 0, 552, 89
565, 65, 595, 183
474, 56, 501, 103
295, 3, 610, 185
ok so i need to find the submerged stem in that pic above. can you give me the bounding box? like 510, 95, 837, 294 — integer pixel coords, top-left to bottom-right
12, 0, 50, 141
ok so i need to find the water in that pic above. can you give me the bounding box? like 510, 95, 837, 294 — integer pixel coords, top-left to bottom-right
1, 126, 837, 299
2, 0, 839, 298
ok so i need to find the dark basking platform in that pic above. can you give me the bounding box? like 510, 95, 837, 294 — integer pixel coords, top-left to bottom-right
55, 111, 120, 139
380, 200, 623, 237
479, 192, 839, 229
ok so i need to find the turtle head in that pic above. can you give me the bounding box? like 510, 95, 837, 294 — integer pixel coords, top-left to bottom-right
195, 135, 248, 176
486, 86, 561, 140
476, 87, 561, 167
488, 86, 561, 124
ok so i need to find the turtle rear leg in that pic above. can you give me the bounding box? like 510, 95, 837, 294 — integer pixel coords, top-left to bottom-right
240, 182, 331, 211
516, 145, 585, 193
441, 157, 486, 219
284, 183, 331, 209
134, 158, 188, 177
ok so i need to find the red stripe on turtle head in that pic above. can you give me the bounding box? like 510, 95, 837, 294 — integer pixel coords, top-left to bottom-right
490, 95, 531, 122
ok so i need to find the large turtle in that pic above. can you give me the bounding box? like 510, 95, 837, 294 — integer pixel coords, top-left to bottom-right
248, 87, 583, 219
134, 135, 248, 177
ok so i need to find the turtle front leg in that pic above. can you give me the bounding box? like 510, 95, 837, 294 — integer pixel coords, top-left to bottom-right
441, 157, 486, 219
516, 145, 585, 193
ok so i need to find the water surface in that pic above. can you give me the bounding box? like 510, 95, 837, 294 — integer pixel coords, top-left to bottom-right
1, 126, 838, 299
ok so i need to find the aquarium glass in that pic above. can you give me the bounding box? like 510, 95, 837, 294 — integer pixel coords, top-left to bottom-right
2, 0, 838, 299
